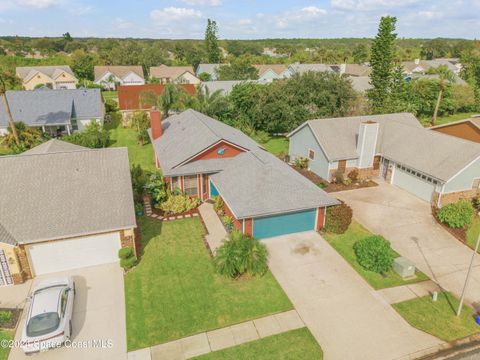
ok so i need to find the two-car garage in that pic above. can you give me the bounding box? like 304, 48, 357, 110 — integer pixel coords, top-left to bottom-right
27, 232, 122, 276
391, 164, 439, 202
253, 209, 321, 239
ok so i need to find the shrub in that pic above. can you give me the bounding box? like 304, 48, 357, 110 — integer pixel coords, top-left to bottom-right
160, 194, 200, 215
118, 247, 134, 260
131, 164, 149, 202
342, 178, 352, 186
354, 235, 394, 273
324, 204, 353, 234
252, 130, 270, 144
294, 157, 309, 169
145, 171, 168, 206
0, 310, 12, 323
317, 182, 326, 189
120, 256, 136, 270
222, 215, 234, 229
437, 200, 475, 229
63, 121, 110, 148
347, 169, 359, 182
214, 231, 268, 278
332, 170, 344, 184
473, 197, 480, 210
213, 196, 224, 213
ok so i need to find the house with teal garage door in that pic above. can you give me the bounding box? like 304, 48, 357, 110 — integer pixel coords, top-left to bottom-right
149, 109, 340, 239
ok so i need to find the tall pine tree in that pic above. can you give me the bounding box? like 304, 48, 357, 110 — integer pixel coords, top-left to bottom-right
205, 19, 221, 63
368, 16, 398, 113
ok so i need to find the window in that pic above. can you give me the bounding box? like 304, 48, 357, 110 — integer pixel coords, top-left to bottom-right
184, 175, 198, 197
171, 177, 181, 191
308, 149, 315, 160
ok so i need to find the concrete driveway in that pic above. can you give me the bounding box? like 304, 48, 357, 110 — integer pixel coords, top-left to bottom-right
7, 263, 126, 360
265, 232, 442, 360
335, 182, 480, 305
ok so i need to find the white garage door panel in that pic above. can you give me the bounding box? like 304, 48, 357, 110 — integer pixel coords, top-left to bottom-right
28, 232, 121, 275
393, 168, 436, 202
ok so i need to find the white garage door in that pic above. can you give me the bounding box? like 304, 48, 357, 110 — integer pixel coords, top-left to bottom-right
28, 232, 121, 276
392, 166, 436, 202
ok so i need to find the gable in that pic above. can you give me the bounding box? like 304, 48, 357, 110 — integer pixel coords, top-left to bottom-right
431, 122, 480, 144
188, 140, 246, 163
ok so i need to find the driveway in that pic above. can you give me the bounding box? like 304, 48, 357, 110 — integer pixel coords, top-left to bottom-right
7, 263, 126, 360
335, 182, 480, 304
265, 232, 442, 360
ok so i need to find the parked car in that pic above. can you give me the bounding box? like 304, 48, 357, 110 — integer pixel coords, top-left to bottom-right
21, 277, 75, 354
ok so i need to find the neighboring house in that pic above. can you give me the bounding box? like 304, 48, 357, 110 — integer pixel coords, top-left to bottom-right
149, 65, 201, 85
117, 84, 196, 112
402, 59, 460, 75
288, 63, 334, 76
94, 65, 145, 89
16, 65, 78, 90
288, 113, 480, 206
201, 80, 250, 95
0, 140, 136, 286
254, 64, 290, 83
0, 88, 104, 136
406, 73, 467, 85
331, 64, 371, 77
149, 109, 339, 239
430, 116, 480, 143
196, 64, 220, 81
348, 76, 372, 93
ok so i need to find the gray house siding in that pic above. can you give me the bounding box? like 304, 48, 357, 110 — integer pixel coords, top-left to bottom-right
443, 157, 480, 193
289, 125, 330, 179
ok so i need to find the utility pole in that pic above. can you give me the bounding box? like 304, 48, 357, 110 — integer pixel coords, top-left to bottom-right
457, 233, 480, 317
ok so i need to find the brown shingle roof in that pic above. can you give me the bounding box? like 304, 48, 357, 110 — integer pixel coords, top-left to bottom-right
94, 66, 144, 81
149, 65, 195, 80
254, 64, 287, 77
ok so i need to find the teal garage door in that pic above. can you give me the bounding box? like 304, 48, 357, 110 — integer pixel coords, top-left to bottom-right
253, 209, 316, 239
210, 180, 219, 197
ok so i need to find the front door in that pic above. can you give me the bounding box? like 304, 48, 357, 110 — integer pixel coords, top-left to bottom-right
338, 160, 346, 173
373, 156, 381, 170
0, 250, 13, 286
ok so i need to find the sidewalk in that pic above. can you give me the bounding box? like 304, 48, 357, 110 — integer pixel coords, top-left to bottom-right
198, 202, 227, 252
377, 280, 441, 304
127, 310, 305, 360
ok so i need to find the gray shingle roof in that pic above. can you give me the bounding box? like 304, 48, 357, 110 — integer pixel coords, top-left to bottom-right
0, 147, 136, 244
21, 139, 86, 155
163, 158, 230, 177
201, 80, 251, 95
210, 150, 339, 219
0, 89, 103, 128
196, 64, 220, 76
151, 109, 261, 172
289, 63, 334, 74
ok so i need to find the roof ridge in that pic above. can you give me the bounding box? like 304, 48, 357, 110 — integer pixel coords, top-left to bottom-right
0, 146, 127, 159
190, 110, 222, 140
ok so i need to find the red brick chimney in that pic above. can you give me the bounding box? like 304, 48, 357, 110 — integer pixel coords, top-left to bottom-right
150, 109, 162, 140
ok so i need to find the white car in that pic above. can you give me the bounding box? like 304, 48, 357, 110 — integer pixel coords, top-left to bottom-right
21, 277, 75, 354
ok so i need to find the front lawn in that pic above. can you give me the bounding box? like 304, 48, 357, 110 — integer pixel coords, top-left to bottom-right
393, 292, 480, 342
102, 90, 118, 102
106, 119, 156, 172
466, 217, 480, 251
125, 217, 293, 351
0, 330, 13, 360
323, 221, 429, 289
420, 112, 476, 127
192, 328, 322, 360
262, 136, 288, 156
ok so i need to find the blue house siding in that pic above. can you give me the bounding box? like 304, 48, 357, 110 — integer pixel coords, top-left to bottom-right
443, 157, 480, 193
253, 209, 317, 239
289, 125, 330, 179
209, 180, 219, 197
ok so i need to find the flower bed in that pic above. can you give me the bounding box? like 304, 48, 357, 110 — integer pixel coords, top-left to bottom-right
0, 309, 21, 330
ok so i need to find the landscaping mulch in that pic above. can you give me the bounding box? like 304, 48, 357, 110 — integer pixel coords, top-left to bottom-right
0, 309, 21, 330
290, 165, 378, 193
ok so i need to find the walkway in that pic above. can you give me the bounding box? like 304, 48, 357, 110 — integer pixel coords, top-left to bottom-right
127, 310, 304, 360
264, 231, 443, 360
377, 280, 440, 304
198, 202, 227, 252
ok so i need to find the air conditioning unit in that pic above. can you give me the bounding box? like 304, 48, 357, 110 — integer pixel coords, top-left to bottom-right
393, 257, 416, 279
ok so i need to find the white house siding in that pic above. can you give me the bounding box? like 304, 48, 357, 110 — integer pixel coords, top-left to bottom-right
76, 117, 103, 132
443, 157, 480, 193
95, 72, 121, 88
0, 127, 8, 136
54, 81, 77, 90
122, 72, 145, 86
258, 70, 281, 83
177, 72, 201, 85
289, 125, 330, 179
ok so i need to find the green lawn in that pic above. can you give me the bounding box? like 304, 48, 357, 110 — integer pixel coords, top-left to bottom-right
102, 91, 118, 102
420, 112, 476, 127
323, 221, 429, 289
393, 292, 480, 342
0, 330, 13, 360
192, 328, 322, 360
124, 217, 293, 351
262, 136, 289, 156
106, 119, 156, 172
466, 217, 480, 251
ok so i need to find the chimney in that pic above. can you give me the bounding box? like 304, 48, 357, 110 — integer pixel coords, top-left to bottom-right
356, 121, 379, 169
150, 109, 162, 140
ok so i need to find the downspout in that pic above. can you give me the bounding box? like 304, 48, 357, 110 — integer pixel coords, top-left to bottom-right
436, 183, 445, 208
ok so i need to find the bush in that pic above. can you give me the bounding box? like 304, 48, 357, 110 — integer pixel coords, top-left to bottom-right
342, 178, 352, 186
131, 164, 150, 202
214, 231, 268, 278
324, 204, 353, 234
145, 171, 168, 206
251, 130, 270, 144
160, 194, 200, 215
437, 200, 475, 229
118, 247, 133, 260
354, 235, 394, 273
120, 256, 136, 270
294, 157, 309, 169
473, 197, 480, 210
213, 196, 224, 213
63, 121, 110, 148
0, 310, 12, 323
332, 170, 344, 184
222, 215, 234, 229
347, 169, 359, 182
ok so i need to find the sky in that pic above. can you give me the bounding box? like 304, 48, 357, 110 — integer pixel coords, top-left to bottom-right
0, 0, 478, 39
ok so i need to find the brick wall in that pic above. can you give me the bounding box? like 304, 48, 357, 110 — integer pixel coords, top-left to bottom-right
244, 218, 253, 237
222, 200, 242, 232
433, 189, 480, 207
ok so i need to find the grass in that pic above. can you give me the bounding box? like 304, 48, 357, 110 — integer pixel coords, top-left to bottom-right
192, 328, 322, 360
0, 330, 13, 360
323, 221, 429, 289
393, 292, 480, 342
124, 217, 293, 351
420, 112, 476, 127
102, 90, 118, 102
106, 118, 156, 172
262, 136, 289, 156
466, 217, 480, 251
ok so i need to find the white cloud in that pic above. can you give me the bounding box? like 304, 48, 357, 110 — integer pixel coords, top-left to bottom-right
274, 6, 327, 29
150, 7, 202, 24
180, 0, 222, 6
331, 0, 420, 11
150, 7, 204, 36
15, 0, 62, 9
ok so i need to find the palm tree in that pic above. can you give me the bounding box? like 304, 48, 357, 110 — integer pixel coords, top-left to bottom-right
159, 83, 181, 118
431, 66, 455, 126
0, 72, 19, 145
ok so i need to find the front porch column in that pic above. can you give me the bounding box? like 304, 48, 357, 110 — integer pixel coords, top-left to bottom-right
66, 124, 71, 135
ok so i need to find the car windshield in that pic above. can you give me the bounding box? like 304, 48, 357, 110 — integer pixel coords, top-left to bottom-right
26, 312, 60, 338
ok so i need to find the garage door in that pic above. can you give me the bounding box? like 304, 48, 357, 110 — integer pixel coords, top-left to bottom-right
28, 232, 121, 276
253, 209, 316, 239
393, 167, 436, 202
